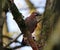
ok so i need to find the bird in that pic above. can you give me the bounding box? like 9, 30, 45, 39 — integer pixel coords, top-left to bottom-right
25, 12, 41, 33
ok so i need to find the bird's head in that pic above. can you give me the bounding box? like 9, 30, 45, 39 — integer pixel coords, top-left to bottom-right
30, 12, 42, 22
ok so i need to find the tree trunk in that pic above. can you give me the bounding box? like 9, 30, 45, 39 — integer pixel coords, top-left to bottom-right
0, 0, 5, 49
40, 0, 60, 50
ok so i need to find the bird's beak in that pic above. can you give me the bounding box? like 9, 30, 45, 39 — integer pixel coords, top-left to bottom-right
36, 14, 42, 23
35, 12, 41, 16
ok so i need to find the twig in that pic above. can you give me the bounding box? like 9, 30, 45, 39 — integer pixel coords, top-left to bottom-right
25, 0, 36, 13
5, 33, 23, 47
3, 35, 13, 40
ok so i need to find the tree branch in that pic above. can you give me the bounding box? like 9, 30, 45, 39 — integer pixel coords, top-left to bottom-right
7, 0, 38, 50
